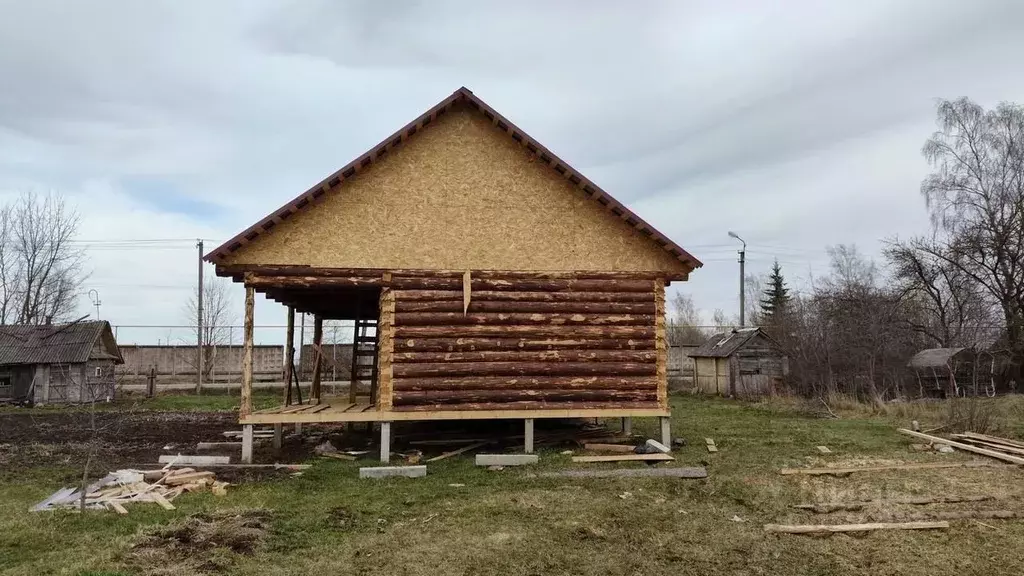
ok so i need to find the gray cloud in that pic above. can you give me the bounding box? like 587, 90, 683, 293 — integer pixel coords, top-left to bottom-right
0, 0, 1022, 334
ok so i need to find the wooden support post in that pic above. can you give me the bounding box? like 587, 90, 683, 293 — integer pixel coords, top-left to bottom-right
240, 285, 254, 417
524, 418, 535, 454
654, 279, 668, 409
273, 424, 283, 452
241, 424, 254, 464
146, 366, 156, 398
283, 306, 295, 405
377, 288, 395, 410
310, 314, 323, 404
380, 421, 392, 463
660, 416, 671, 448
621, 417, 632, 436
350, 303, 361, 405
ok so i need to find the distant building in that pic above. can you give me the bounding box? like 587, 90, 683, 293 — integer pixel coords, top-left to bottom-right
0, 320, 122, 405
907, 347, 1005, 398
690, 327, 787, 397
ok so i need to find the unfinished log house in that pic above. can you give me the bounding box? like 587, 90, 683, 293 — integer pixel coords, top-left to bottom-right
205, 87, 702, 462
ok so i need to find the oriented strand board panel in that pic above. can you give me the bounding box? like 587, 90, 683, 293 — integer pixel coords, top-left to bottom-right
224, 104, 688, 274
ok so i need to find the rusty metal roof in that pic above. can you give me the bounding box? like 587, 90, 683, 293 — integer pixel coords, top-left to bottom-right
204, 87, 702, 271
0, 321, 122, 366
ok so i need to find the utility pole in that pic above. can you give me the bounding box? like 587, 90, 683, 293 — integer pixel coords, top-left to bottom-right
728, 231, 747, 328
196, 239, 204, 394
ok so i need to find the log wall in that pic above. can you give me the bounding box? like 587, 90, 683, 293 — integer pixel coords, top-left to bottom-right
388, 274, 665, 412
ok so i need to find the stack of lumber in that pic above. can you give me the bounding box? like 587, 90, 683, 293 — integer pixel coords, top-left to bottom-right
897, 429, 1024, 465
31, 468, 229, 514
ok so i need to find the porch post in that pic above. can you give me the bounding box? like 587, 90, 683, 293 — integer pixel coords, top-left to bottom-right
240, 284, 254, 418
310, 314, 323, 404
283, 306, 295, 405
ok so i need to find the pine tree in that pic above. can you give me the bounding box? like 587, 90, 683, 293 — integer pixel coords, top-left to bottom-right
760, 260, 791, 322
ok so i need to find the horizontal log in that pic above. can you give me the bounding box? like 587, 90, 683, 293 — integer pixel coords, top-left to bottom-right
247, 275, 383, 289
391, 401, 662, 412
393, 376, 658, 392
394, 290, 655, 303
395, 337, 655, 352
247, 275, 654, 293
394, 325, 656, 339
395, 312, 653, 327
393, 389, 657, 404
221, 264, 680, 281
395, 300, 656, 314
391, 278, 655, 292
393, 350, 657, 364
393, 361, 657, 378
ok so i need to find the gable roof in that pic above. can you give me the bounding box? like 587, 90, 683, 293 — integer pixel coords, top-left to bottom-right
0, 321, 122, 366
205, 87, 701, 270
691, 327, 779, 358
907, 347, 967, 369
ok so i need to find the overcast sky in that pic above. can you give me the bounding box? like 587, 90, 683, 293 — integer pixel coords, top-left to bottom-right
2, 0, 1023, 344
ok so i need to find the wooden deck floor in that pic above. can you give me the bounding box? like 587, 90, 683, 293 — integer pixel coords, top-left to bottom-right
241, 397, 669, 425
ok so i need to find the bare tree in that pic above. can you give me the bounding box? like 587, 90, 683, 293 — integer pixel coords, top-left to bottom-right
666, 293, 706, 345
911, 98, 1024, 377
183, 276, 236, 383
885, 238, 994, 347
0, 192, 87, 325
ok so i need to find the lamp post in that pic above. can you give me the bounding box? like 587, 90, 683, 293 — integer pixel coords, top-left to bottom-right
727, 231, 746, 327
87, 289, 102, 320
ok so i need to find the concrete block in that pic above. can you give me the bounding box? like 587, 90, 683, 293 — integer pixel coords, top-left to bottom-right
475, 454, 539, 466
645, 439, 671, 454
359, 465, 427, 479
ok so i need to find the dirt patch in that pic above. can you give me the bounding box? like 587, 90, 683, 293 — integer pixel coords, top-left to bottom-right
0, 410, 308, 482
127, 508, 273, 575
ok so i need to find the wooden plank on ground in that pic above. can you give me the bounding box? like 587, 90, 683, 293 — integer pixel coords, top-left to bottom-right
780, 461, 1005, 476
572, 453, 674, 463
158, 455, 231, 466
164, 471, 216, 485
535, 467, 706, 479
959, 432, 1024, 449
583, 443, 636, 453
109, 502, 129, 515
897, 429, 1024, 465
31, 487, 77, 512
816, 446, 832, 454
150, 493, 176, 511
951, 436, 1024, 456
764, 521, 948, 534
426, 441, 489, 462
794, 494, 995, 513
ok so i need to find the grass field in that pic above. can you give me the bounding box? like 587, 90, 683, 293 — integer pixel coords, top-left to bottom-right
2, 394, 1023, 575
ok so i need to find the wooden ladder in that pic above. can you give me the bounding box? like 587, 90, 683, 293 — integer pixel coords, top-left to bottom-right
350, 316, 379, 404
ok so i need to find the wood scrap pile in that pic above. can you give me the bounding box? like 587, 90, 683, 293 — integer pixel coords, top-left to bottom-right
32, 468, 229, 514
897, 429, 1024, 465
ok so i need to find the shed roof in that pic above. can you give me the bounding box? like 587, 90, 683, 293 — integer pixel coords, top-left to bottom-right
204, 87, 701, 271
907, 348, 966, 369
0, 321, 122, 366
690, 328, 775, 358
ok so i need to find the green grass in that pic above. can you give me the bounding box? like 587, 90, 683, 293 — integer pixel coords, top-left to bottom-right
2, 395, 1023, 575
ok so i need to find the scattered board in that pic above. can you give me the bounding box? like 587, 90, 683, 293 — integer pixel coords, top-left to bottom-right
583, 443, 636, 453
765, 521, 948, 534
816, 446, 832, 454
706, 438, 718, 453
534, 467, 706, 479
426, 441, 489, 463
572, 454, 674, 463
897, 429, 1024, 465
158, 455, 231, 466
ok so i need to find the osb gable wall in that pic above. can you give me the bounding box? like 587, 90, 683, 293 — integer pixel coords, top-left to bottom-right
223, 104, 688, 273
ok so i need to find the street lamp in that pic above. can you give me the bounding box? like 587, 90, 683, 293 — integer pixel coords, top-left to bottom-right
87, 289, 102, 320
727, 231, 746, 327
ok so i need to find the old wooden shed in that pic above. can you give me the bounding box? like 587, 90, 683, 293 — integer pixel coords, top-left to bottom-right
691, 328, 786, 397
205, 87, 702, 462
0, 320, 122, 405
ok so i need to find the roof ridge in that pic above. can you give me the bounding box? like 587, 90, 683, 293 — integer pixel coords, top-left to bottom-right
204, 87, 700, 270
